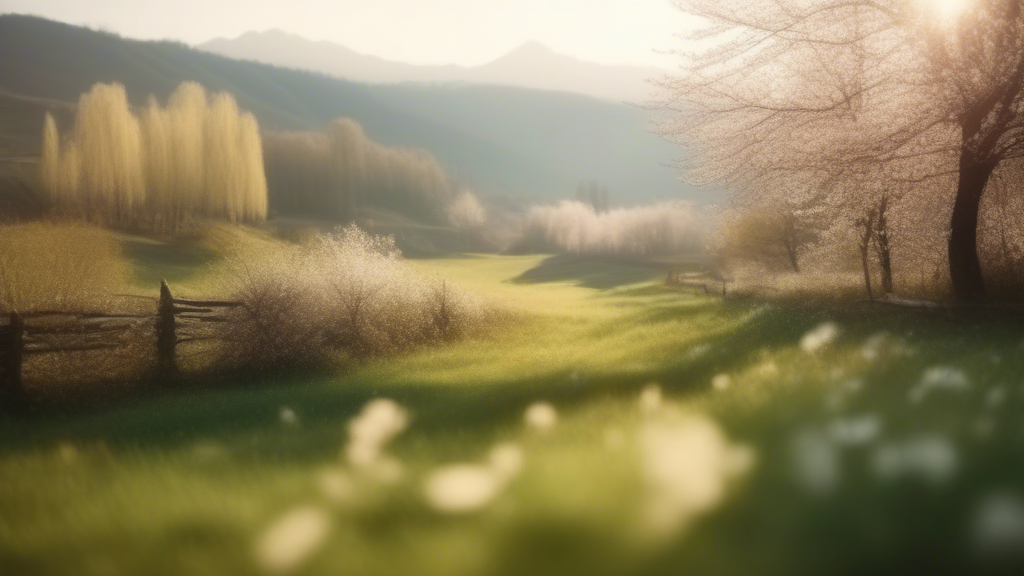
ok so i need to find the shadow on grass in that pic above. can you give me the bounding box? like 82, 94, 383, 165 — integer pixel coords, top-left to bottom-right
6, 288, 1024, 469
0, 298, 826, 458
510, 254, 666, 290
119, 234, 220, 286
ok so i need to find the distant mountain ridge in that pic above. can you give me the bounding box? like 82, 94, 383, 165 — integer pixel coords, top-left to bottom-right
200, 31, 664, 103
0, 15, 711, 209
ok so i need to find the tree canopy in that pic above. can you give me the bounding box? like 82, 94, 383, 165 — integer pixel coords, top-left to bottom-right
657, 0, 1024, 302
41, 82, 268, 231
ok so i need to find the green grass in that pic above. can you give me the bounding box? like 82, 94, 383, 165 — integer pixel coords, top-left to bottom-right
116, 233, 221, 288
2, 253, 1024, 575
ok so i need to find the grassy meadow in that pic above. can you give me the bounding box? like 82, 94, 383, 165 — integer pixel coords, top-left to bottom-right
3, 231, 1024, 575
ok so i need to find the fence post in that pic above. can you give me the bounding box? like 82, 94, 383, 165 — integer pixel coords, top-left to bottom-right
2, 312, 26, 410
156, 280, 177, 385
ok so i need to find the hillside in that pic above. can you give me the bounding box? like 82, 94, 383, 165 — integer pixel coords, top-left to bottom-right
200, 31, 663, 103
0, 15, 710, 208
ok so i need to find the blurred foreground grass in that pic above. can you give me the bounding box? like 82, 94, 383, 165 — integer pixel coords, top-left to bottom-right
2, 252, 1024, 575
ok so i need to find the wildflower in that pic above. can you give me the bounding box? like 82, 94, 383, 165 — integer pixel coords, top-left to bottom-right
317, 469, 354, 502
827, 414, 882, 446
756, 360, 779, 376
861, 332, 888, 362
638, 384, 663, 413
489, 443, 524, 479
365, 456, 404, 484
921, 366, 970, 389
280, 407, 298, 426
423, 464, 504, 513
639, 415, 754, 535
906, 436, 958, 484
908, 367, 970, 404
972, 491, 1024, 556
524, 402, 558, 432
423, 441, 525, 514
800, 322, 839, 354
790, 429, 840, 496
255, 507, 330, 572
860, 332, 912, 362
688, 344, 710, 359
345, 398, 409, 468
871, 435, 958, 485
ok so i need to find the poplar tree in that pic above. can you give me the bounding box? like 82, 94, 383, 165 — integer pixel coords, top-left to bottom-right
40, 81, 269, 230
40, 113, 60, 202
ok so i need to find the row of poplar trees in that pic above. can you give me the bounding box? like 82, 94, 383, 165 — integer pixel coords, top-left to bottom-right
40, 82, 268, 231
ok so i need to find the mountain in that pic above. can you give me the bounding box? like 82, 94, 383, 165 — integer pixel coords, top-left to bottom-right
200, 31, 664, 104
200, 30, 462, 90
0, 15, 711, 209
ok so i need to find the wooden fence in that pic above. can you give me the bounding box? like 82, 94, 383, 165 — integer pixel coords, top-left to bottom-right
666, 270, 729, 296
0, 280, 241, 409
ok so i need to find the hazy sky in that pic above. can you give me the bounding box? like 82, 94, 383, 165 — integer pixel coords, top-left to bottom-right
4, 0, 692, 69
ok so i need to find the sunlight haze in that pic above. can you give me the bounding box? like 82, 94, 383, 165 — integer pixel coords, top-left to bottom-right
5, 1, 1024, 573
3, 0, 688, 68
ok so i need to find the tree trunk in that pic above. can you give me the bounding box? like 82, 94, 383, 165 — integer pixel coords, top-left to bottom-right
860, 242, 874, 301
948, 149, 995, 303
780, 212, 802, 273
992, 176, 1014, 277
859, 210, 875, 301
875, 195, 893, 294
156, 279, 177, 386
783, 245, 799, 272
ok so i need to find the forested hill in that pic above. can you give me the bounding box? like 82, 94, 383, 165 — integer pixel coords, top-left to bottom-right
0, 15, 706, 206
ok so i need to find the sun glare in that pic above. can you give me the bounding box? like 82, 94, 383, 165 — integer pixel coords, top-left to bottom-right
926, 0, 973, 24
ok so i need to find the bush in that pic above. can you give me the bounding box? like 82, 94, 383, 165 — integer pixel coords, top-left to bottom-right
447, 190, 487, 231
716, 208, 818, 273
0, 221, 129, 313
518, 200, 702, 258
220, 225, 485, 370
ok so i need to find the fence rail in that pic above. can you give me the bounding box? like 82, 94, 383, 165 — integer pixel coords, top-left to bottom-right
1, 280, 242, 410
18, 311, 155, 319
173, 298, 244, 308
666, 270, 729, 296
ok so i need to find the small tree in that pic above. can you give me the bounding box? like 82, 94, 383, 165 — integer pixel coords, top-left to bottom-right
447, 190, 486, 231
856, 204, 878, 300
720, 205, 818, 273
875, 195, 894, 294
